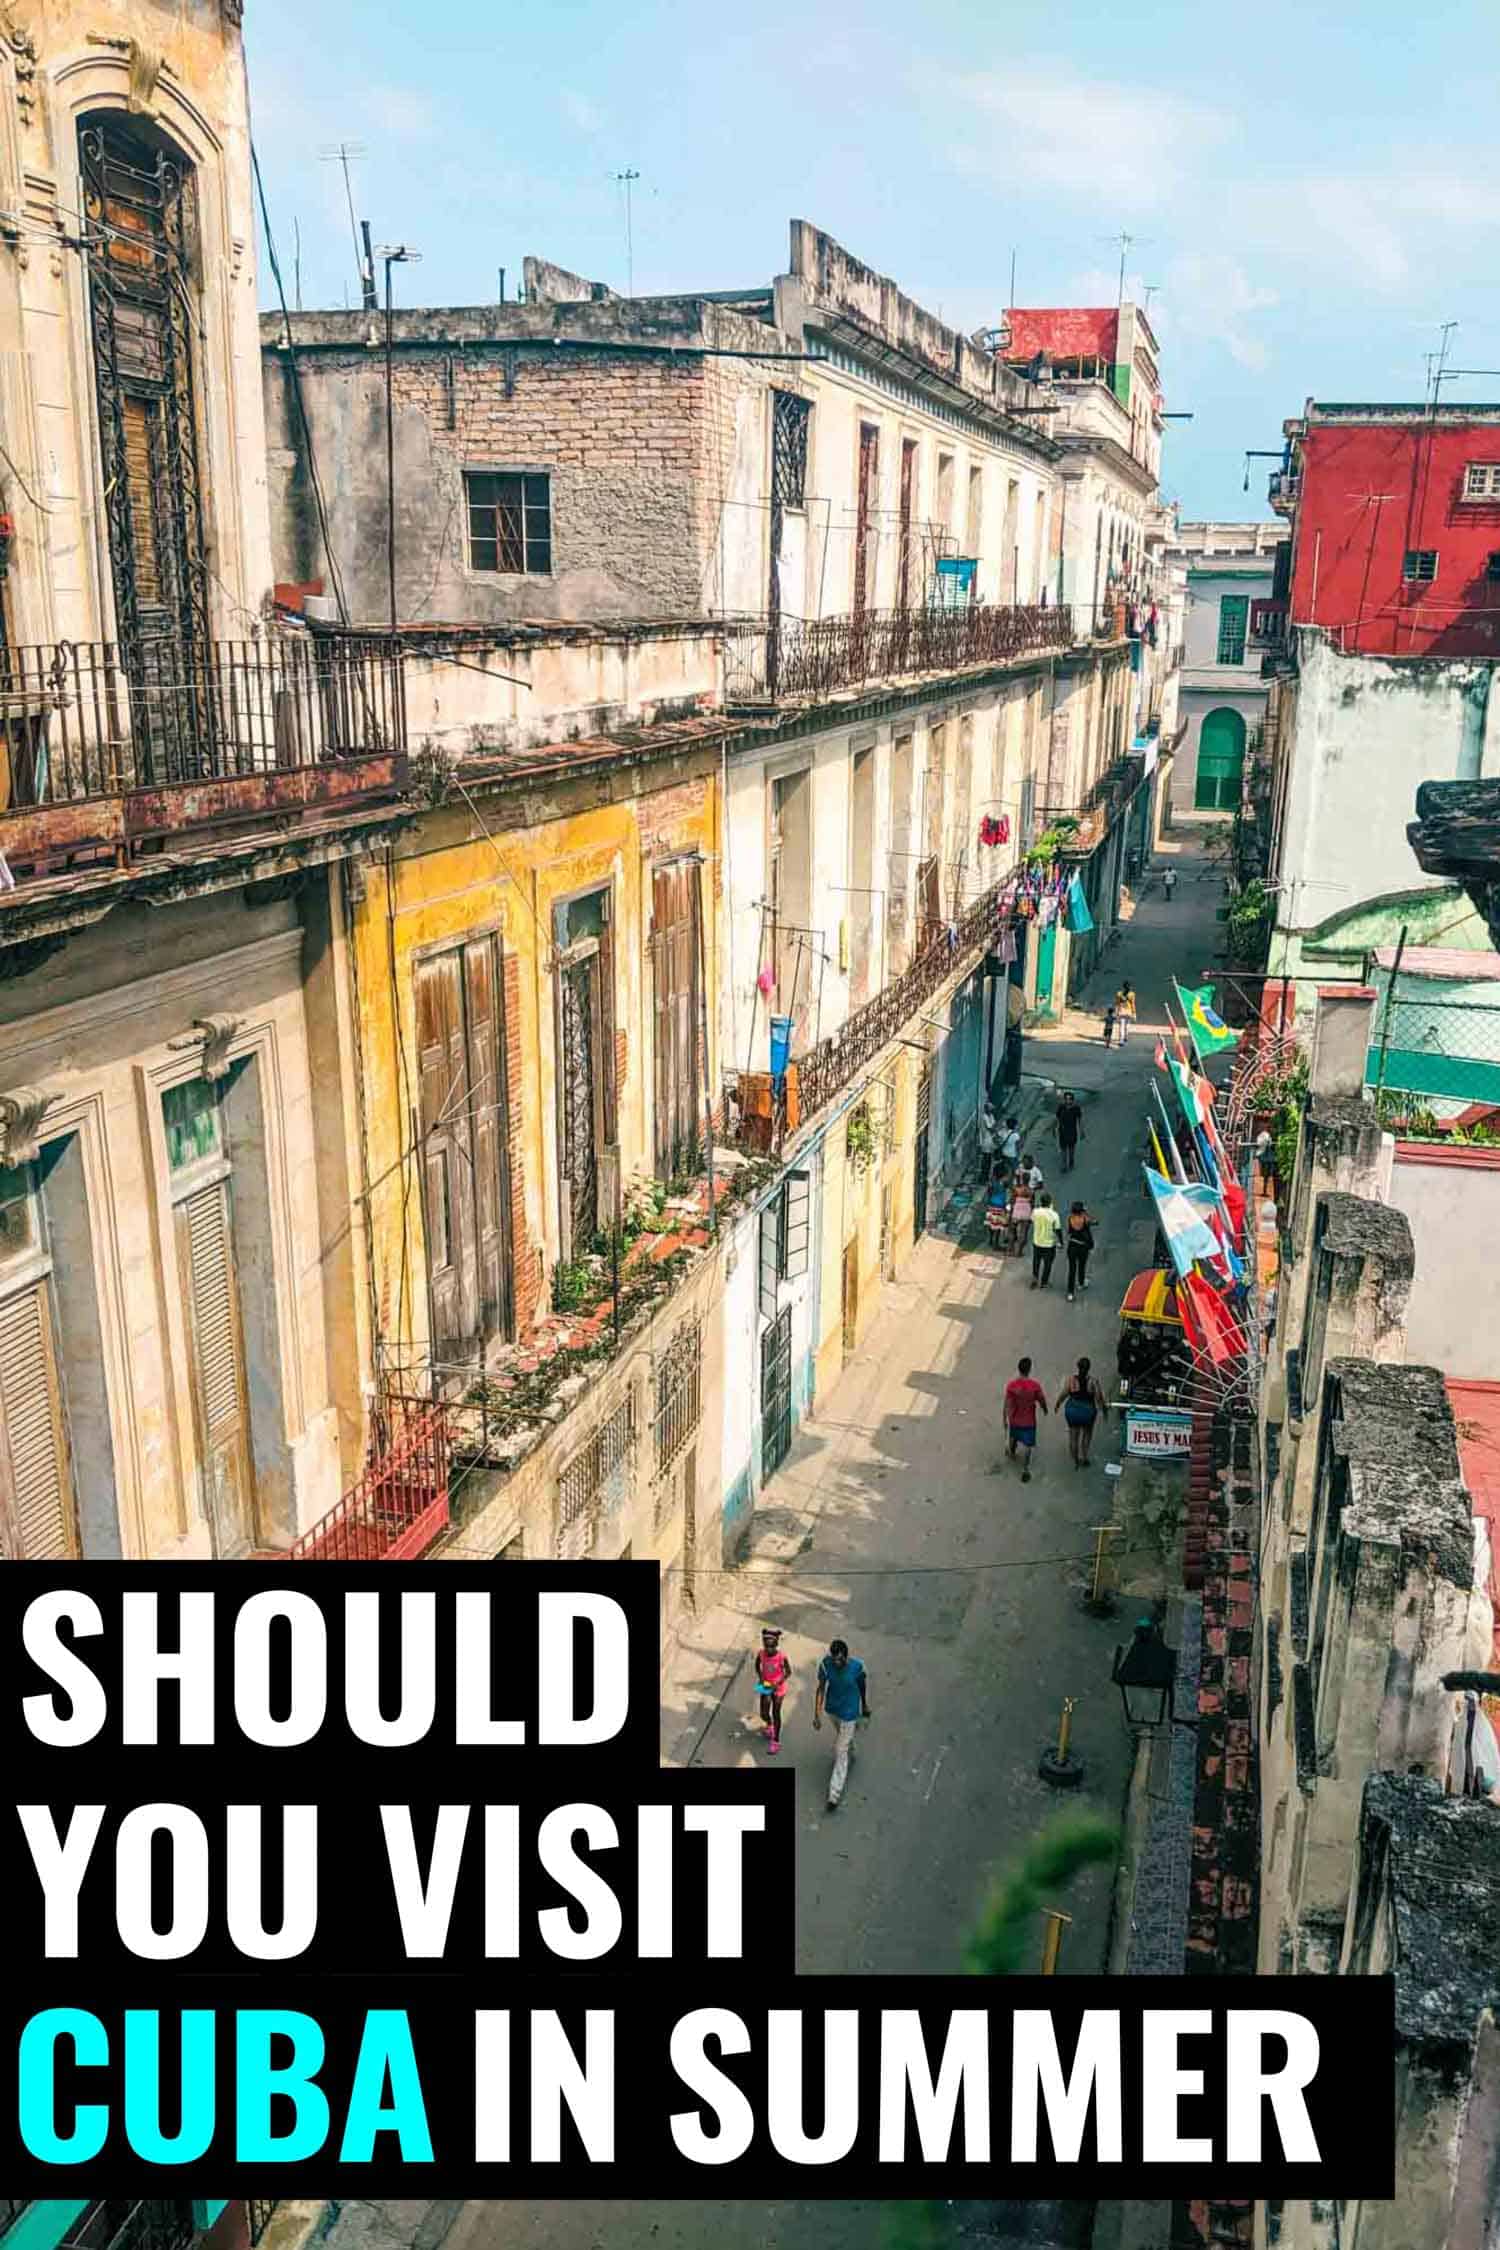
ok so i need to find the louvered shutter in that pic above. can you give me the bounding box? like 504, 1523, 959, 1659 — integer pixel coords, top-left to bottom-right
416, 953, 468, 1361
463, 935, 512, 1347
179, 1180, 254, 1556
0, 1282, 76, 1560
652, 862, 700, 1183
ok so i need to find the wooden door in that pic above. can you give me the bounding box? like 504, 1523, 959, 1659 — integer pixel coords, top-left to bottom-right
416, 949, 477, 1363
652, 860, 701, 1185
177, 1178, 256, 1556
463, 936, 512, 1346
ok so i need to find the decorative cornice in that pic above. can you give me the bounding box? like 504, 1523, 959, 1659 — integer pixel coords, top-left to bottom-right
0, 1082, 63, 1164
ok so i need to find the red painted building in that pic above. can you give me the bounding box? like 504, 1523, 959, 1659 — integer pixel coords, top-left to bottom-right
1274, 402, 1500, 658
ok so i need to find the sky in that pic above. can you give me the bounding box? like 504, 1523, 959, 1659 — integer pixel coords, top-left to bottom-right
245, 0, 1500, 521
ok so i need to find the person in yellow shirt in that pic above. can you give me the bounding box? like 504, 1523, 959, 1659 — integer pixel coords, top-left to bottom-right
1029, 1191, 1062, 1289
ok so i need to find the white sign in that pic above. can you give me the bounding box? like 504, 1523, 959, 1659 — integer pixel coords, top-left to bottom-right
1125, 1407, 1192, 1459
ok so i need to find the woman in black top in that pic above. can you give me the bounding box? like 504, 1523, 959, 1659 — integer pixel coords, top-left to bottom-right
1065, 1201, 1097, 1301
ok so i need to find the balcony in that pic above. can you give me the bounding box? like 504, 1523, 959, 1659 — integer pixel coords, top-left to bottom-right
1249, 599, 1288, 650
60, 2211, 198, 2250
1268, 470, 1300, 515
277, 1394, 450, 1561
0, 635, 406, 898
723, 868, 1017, 1149
721, 601, 1074, 706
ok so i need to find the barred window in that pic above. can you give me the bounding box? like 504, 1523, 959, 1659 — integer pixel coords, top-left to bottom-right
1463, 462, 1500, 500
466, 471, 551, 574
556, 1392, 636, 1558
1401, 548, 1438, 584
654, 1318, 702, 1477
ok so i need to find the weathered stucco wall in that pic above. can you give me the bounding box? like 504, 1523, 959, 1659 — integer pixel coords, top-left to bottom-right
0, 899, 340, 1556
1388, 1147, 1500, 1379
0, 0, 272, 646
1272, 633, 1500, 984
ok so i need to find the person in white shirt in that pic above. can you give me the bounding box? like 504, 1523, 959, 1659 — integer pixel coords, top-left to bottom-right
1163, 867, 1177, 903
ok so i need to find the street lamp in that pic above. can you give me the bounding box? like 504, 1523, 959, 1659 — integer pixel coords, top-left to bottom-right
376, 243, 421, 637
1111, 1617, 1194, 1732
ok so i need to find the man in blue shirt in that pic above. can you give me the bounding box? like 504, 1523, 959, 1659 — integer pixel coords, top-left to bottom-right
813, 1638, 871, 1812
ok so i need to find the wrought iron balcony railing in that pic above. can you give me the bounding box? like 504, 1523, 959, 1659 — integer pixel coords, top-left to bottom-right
59, 2207, 198, 2250
1268, 470, 1300, 512
1249, 600, 1288, 649
724, 868, 1017, 1150
722, 601, 1074, 704
0, 634, 407, 891
280, 1392, 449, 1562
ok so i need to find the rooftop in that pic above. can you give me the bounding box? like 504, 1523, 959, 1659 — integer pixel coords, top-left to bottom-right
1297, 400, 1500, 426
1373, 944, 1500, 982
1362, 1773, 1500, 2047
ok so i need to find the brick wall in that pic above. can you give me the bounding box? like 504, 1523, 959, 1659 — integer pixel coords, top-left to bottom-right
267, 344, 715, 625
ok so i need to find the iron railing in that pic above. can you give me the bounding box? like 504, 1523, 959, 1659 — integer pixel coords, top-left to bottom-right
0, 634, 404, 805
245, 2209, 278, 2249
1367, 993, 1500, 1112
286, 1393, 449, 1561
722, 601, 1074, 703
59, 2210, 197, 2250
1268, 470, 1300, 509
725, 867, 1016, 1150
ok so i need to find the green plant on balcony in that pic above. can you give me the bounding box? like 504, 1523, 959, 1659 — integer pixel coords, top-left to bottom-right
1023, 816, 1079, 867
1225, 877, 1273, 969
845, 1103, 877, 1173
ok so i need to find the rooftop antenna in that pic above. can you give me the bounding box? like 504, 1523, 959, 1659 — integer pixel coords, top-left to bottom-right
614, 167, 640, 297
319, 141, 367, 299
1100, 230, 1149, 310
1142, 282, 1161, 315
293, 216, 302, 312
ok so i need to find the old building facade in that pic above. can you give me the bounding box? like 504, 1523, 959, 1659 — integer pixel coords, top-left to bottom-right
0, 0, 406, 1572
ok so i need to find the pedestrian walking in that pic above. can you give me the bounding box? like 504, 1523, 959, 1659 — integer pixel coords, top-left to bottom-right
754, 1626, 791, 1755
1056, 1356, 1109, 1468
1017, 1152, 1045, 1197
1004, 1354, 1048, 1481
1115, 982, 1137, 1046
999, 1115, 1022, 1176
1065, 1201, 1098, 1299
1163, 867, 1177, 904
1053, 1090, 1083, 1173
813, 1638, 870, 1812
1102, 1001, 1116, 1047
1029, 1192, 1061, 1288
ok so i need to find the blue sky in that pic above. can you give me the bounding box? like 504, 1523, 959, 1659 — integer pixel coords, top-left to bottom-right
246, 0, 1500, 520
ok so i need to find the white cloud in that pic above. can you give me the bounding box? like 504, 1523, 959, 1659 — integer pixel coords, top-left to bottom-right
1166, 253, 1278, 371
361, 85, 435, 140
929, 63, 1229, 211
560, 89, 604, 135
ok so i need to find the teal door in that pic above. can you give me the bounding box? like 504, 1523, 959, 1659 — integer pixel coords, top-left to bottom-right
1035, 920, 1056, 1007
1195, 707, 1247, 811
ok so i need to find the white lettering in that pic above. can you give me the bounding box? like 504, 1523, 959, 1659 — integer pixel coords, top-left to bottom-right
16, 1803, 105, 1956
537, 1592, 629, 1745
1225, 2011, 1321, 2163
669, 2008, 755, 2165
879, 2009, 991, 2162
1011, 2011, 1122, 2164
21, 1591, 106, 1746
1141, 2010, 1213, 2163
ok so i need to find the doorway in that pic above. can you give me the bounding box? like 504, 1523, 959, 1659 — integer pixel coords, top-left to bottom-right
1195, 708, 1247, 811
841, 1238, 859, 1361
761, 1304, 793, 1483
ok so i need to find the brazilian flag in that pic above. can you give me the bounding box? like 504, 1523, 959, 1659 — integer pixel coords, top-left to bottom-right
1174, 980, 1240, 1060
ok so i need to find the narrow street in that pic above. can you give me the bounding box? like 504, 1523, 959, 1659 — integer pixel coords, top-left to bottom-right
332, 834, 1223, 2250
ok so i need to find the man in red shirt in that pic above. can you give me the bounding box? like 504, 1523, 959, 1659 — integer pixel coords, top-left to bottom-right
1004, 1355, 1048, 1482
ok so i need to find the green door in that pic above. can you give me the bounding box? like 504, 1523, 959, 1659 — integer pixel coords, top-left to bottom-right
1195, 707, 1247, 811
1035, 919, 1056, 1007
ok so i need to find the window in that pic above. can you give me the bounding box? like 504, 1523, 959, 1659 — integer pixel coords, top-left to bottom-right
0, 1163, 77, 1562
163, 1076, 223, 1174
465, 472, 551, 575
556, 1391, 636, 1559
1402, 549, 1439, 583
1487, 553, 1500, 583
771, 391, 810, 510
758, 1168, 812, 1317
1463, 463, 1500, 500
654, 1317, 702, 1477
554, 888, 615, 1259
164, 1077, 257, 1555
1215, 593, 1249, 664
853, 424, 879, 614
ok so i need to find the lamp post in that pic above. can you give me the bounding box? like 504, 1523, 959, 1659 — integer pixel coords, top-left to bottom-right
377, 244, 421, 638
1111, 1617, 1197, 1732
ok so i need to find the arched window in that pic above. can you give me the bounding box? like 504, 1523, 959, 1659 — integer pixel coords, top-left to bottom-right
78, 114, 208, 686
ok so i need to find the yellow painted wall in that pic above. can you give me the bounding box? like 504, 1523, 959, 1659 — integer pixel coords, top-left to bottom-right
348, 759, 721, 1376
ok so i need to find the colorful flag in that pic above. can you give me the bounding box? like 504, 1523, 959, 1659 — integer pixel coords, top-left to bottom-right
1180, 1271, 1245, 1365
1175, 981, 1240, 1059
1147, 1118, 1170, 1176
1154, 1037, 1168, 1071
1182, 1183, 1244, 1284
1167, 1054, 1214, 1138
1065, 873, 1094, 934
1144, 1167, 1222, 1280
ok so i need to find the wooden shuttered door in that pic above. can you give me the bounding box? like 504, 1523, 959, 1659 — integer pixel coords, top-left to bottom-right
177, 1179, 256, 1557
652, 859, 701, 1185
0, 1281, 76, 1560
416, 935, 511, 1367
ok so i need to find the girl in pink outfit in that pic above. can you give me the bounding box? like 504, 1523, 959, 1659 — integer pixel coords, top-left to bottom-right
755, 1627, 791, 1753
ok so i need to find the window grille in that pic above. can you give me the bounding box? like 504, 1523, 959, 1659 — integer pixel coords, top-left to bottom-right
466, 472, 551, 574
771, 391, 811, 510
1463, 462, 1500, 499
654, 1318, 702, 1479
556, 1392, 636, 1557
1401, 549, 1438, 583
